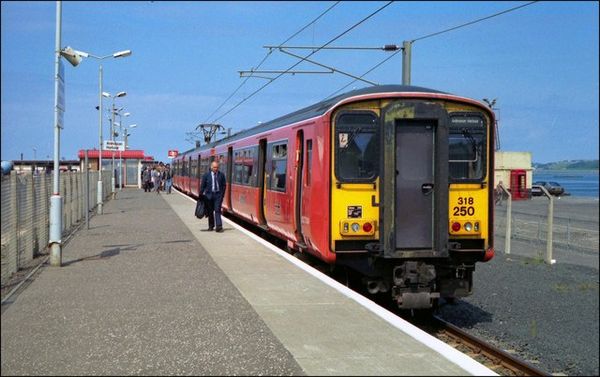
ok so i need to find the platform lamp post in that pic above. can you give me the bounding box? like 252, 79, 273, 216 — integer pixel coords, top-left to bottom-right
106, 92, 127, 197
124, 124, 137, 150
117, 112, 130, 190
119, 124, 137, 188
63, 48, 131, 214
50, 1, 93, 266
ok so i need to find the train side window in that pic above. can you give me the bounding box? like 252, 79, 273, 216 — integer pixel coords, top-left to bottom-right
218, 154, 228, 179
269, 143, 287, 192
232, 148, 256, 186
200, 157, 209, 177
233, 151, 242, 184
251, 146, 259, 187
191, 158, 198, 179
334, 112, 379, 182
306, 139, 312, 185
242, 149, 255, 186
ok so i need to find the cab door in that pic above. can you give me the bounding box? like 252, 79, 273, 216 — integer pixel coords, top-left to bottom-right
380, 100, 449, 258
395, 121, 435, 249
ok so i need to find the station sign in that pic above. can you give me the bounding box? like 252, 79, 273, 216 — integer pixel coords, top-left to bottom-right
168, 150, 179, 158
104, 140, 125, 151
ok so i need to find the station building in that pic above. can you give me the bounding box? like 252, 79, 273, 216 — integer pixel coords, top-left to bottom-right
494, 151, 533, 200
78, 149, 154, 188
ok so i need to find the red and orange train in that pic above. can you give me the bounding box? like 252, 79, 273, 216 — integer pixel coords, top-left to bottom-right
173, 85, 495, 309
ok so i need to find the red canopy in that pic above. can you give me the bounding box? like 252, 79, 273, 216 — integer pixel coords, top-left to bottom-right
78, 149, 146, 159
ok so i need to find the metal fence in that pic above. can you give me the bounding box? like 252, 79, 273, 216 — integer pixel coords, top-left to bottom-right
495, 209, 599, 254
1, 171, 112, 285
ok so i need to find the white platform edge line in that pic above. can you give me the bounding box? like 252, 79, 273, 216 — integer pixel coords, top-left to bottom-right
175, 189, 497, 376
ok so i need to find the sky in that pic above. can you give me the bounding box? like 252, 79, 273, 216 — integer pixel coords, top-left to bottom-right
1, 1, 598, 164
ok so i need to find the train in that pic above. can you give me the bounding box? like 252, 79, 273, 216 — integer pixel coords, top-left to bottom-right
173, 85, 495, 309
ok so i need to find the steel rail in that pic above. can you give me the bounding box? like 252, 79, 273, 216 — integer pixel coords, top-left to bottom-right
432, 315, 549, 376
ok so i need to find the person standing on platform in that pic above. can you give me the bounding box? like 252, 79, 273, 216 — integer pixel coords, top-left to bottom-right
142, 166, 152, 192
164, 164, 173, 194
199, 161, 226, 232
154, 166, 163, 194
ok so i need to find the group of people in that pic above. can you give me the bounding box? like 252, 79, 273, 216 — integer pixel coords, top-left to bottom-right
141, 163, 173, 194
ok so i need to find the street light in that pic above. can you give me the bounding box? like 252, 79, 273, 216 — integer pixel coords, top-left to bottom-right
120, 123, 137, 188
64, 47, 131, 214
117, 111, 130, 191
123, 124, 138, 149
104, 91, 127, 196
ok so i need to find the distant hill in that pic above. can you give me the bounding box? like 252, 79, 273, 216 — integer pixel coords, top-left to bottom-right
533, 159, 599, 170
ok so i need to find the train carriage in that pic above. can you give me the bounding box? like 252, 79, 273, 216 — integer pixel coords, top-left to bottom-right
173, 85, 495, 309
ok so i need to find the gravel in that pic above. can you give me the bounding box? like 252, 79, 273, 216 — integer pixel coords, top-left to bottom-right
437, 250, 599, 376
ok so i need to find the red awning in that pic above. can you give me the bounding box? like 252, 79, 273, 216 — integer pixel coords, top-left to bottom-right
78, 149, 146, 159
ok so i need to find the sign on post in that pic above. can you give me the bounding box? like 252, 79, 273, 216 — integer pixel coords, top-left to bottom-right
103, 140, 125, 151
56, 60, 65, 129
168, 150, 179, 158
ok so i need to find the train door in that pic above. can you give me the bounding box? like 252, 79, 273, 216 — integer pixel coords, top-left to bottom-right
257, 139, 267, 226
395, 121, 435, 249
227, 147, 233, 209
380, 101, 449, 257
294, 130, 305, 244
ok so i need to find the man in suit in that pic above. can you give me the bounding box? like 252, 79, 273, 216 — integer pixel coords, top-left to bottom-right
199, 161, 227, 232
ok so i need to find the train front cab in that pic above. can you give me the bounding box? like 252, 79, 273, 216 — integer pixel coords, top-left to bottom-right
330, 96, 494, 309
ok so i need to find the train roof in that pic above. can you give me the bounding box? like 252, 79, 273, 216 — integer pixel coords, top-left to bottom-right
183, 84, 448, 154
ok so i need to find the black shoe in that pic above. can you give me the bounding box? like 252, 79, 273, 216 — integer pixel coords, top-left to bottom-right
202, 227, 214, 232
215, 227, 224, 233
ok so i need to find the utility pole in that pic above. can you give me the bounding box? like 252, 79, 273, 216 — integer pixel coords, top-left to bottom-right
402, 40, 412, 85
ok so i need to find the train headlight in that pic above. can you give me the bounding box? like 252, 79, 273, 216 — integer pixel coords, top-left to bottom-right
340, 219, 376, 236
464, 222, 473, 232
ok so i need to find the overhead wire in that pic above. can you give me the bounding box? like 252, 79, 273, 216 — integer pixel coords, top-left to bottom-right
410, 1, 538, 43
212, 1, 394, 123
202, 1, 341, 125
325, 49, 402, 99
327, 1, 539, 97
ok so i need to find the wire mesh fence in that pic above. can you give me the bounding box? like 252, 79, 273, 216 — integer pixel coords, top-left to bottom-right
1, 171, 112, 285
494, 207, 599, 254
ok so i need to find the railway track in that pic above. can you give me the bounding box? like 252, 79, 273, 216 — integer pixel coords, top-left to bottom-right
427, 315, 549, 376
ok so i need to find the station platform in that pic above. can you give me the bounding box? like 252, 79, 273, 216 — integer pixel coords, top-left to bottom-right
1, 188, 495, 376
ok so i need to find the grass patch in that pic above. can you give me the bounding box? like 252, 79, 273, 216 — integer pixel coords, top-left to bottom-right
553, 283, 570, 293
578, 282, 599, 291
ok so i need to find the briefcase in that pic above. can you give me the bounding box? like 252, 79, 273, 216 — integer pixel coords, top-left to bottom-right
195, 197, 206, 219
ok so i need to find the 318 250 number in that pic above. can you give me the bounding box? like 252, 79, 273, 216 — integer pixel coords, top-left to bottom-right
453, 206, 475, 216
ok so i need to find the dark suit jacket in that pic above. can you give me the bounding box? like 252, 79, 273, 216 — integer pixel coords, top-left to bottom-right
200, 170, 227, 199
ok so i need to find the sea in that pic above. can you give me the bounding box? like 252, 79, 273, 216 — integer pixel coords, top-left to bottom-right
532, 170, 599, 198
